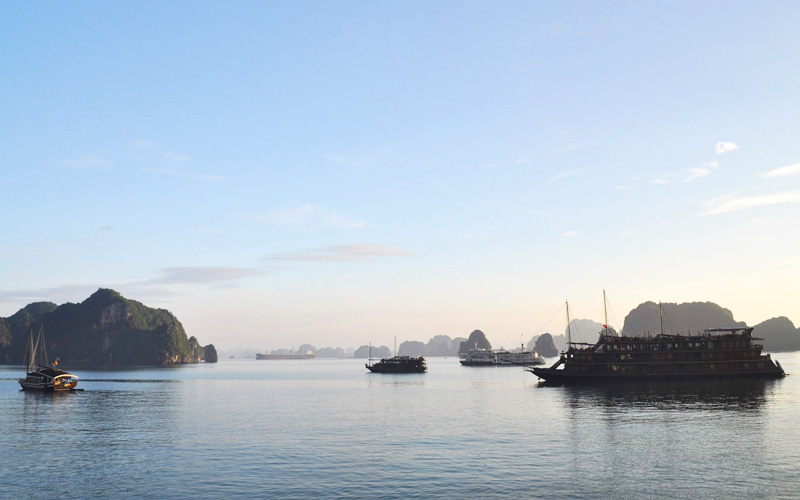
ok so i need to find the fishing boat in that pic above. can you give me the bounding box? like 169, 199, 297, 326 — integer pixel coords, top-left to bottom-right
460, 344, 546, 366
19, 326, 79, 391
527, 292, 785, 383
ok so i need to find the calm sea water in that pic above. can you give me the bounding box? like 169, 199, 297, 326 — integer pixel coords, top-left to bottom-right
3, 352, 800, 499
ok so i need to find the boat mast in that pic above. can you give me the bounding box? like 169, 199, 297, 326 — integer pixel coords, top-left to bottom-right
24, 329, 35, 372
565, 300, 572, 349
32, 324, 49, 368
603, 289, 608, 336
659, 301, 664, 335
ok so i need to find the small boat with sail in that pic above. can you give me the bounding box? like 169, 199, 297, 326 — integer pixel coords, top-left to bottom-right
19, 325, 79, 391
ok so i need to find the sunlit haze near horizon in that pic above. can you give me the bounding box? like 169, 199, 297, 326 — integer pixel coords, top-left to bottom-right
2, 2, 799, 351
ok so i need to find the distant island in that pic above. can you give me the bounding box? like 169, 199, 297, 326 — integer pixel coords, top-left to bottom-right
526, 301, 800, 353
227, 300, 800, 361
622, 301, 800, 352
0, 288, 217, 366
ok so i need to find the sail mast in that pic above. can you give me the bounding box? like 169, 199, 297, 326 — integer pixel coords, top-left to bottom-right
659, 301, 664, 335
24, 329, 34, 372
565, 300, 571, 349
603, 289, 609, 336
40, 325, 48, 367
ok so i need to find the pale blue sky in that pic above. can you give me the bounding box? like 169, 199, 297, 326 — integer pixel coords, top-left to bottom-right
2, 2, 799, 350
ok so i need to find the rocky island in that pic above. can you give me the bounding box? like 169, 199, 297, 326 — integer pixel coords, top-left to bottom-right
0, 288, 216, 366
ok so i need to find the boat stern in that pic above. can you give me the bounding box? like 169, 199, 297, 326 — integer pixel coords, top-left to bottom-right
53, 374, 79, 391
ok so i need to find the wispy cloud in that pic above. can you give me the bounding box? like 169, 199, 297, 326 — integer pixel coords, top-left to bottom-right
164, 152, 191, 163
149, 266, 271, 285
507, 209, 544, 216
0, 284, 100, 304
484, 163, 501, 169
59, 155, 110, 168
268, 244, 412, 262
549, 169, 584, 182
762, 163, 800, 179
95, 225, 115, 232
562, 230, 579, 238
323, 146, 394, 169
141, 167, 228, 182
132, 138, 158, 150
249, 204, 367, 231
684, 167, 712, 182
773, 255, 800, 266
131, 139, 193, 166
0, 266, 272, 307
548, 142, 592, 155
716, 142, 739, 155
614, 185, 632, 190
699, 190, 800, 216
651, 160, 720, 185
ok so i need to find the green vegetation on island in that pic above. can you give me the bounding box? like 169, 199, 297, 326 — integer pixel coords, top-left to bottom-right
0, 288, 216, 366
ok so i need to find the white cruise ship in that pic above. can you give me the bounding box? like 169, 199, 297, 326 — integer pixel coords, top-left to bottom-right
460, 345, 546, 366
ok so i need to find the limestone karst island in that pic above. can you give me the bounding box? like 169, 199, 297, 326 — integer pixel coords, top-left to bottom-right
0, 288, 216, 366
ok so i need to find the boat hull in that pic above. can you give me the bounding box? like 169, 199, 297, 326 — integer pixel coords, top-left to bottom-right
365, 356, 427, 373
19, 380, 79, 391
19, 370, 79, 391
365, 364, 427, 373
529, 367, 785, 384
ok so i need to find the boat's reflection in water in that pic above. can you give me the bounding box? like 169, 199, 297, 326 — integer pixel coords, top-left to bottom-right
557, 378, 782, 412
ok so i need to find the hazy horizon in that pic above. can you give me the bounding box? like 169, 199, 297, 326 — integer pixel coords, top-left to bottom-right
2, 2, 798, 352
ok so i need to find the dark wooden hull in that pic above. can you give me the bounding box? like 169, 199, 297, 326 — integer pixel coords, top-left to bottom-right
18, 380, 78, 391
530, 367, 785, 384
19, 369, 79, 391
365, 364, 427, 373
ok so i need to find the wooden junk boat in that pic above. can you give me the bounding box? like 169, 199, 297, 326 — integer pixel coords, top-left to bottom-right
527, 295, 785, 384
365, 340, 427, 373
366, 355, 427, 373
19, 326, 79, 391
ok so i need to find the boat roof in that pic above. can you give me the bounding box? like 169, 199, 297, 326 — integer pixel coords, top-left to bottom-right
33, 366, 78, 378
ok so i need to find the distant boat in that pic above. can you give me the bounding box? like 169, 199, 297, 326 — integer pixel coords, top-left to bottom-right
365, 340, 427, 373
366, 356, 427, 373
19, 325, 79, 391
460, 344, 546, 366
256, 347, 314, 360
528, 293, 785, 383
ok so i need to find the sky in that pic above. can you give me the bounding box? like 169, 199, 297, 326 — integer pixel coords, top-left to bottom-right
2, 1, 799, 351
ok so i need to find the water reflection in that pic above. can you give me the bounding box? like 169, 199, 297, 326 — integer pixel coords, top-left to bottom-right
559, 378, 780, 412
